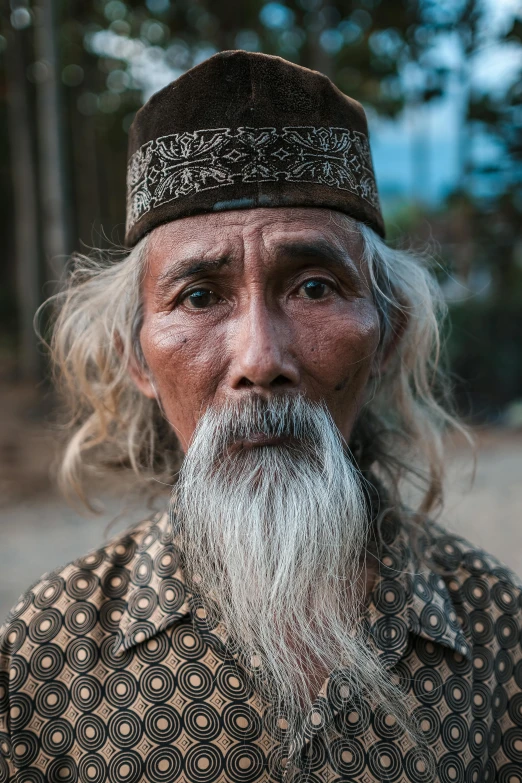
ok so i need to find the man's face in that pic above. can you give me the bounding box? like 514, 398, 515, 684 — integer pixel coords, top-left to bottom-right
134, 207, 381, 451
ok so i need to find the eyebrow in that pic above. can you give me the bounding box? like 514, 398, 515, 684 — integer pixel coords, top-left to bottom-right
273, 240, 363, 287
155, 256, 231, 299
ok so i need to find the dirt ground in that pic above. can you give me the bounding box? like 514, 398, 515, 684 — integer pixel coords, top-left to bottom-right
1, 377, 521, 622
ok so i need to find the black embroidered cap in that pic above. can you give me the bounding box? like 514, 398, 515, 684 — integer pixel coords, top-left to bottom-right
125, 50, 385, 247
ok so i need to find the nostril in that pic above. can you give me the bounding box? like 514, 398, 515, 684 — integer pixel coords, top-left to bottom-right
237, 377, 255, 388
271, 375, 292, 387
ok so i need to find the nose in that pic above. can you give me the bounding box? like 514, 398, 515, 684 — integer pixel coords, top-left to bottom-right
227, 297, 300, 393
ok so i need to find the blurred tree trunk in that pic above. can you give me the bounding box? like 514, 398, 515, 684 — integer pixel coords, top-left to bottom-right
34, 0, 70, 286
4, 25, 41, 380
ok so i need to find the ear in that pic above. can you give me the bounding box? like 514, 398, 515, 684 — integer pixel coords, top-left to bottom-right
127, 354, 157, 399
377, 307, 408, 375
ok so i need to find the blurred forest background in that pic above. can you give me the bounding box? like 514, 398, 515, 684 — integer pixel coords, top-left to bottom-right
1, 0, 522, 616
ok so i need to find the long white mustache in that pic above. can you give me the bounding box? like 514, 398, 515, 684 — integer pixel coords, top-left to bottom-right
173, 394, 423, 756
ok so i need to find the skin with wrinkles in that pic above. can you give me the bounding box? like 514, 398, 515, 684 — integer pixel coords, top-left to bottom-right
130, 207, 383, 452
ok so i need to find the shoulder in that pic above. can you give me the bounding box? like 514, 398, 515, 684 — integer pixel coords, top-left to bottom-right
0, 511, 180, 676
421, 519, 522, 645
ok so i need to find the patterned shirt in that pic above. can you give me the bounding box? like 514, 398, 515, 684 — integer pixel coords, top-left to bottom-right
1, 510, 521, 783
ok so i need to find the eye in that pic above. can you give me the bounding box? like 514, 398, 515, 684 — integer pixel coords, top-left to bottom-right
182, 288, 218, 309
298, 279, 333, 300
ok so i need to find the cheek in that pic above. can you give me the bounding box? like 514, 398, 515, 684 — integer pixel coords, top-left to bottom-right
139, 316, 226, 444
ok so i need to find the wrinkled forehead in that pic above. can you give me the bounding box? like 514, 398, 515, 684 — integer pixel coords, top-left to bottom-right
146, 207, 365, 275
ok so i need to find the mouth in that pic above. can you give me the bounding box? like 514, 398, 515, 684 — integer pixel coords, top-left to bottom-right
239, 434, 289, 449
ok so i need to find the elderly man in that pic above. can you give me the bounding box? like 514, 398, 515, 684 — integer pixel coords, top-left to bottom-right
1, 51, 521, 783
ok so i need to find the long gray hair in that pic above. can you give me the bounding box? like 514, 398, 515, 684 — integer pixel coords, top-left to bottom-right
43, 214, 466, 511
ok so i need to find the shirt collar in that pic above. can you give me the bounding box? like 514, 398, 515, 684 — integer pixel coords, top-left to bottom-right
113, 509, 472, 665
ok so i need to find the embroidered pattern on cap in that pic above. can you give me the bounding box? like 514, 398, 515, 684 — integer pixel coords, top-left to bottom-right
126, 126, 380, 234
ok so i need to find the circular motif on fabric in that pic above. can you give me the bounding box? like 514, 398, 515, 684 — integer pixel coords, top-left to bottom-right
153, 546, 179, 578
434, 537, 463, 571
172, 623, 206, 660
403, 746, 436, 783
158, 578, 185, 614
222, 703, 263, 742
135, 633, 169, 665
445, 647, 472, 676
184, 702, 221, 741
140, 665, 176, 703
438, 753, 465, 783
491, 582, 518, 614
144, 704, 182, 744
495, 614, 519, 649
334, 698, 371, 736
30, 644, 64, 681
41, 718, 74, 756
76, 714, 106, 751
131, 554, 153, 586
9, 656, 29, 691
216, 663, 251, 701
99, 598, 126, 634
262, 705, 291, 742
299, 735, 327, 772
470, 610, 494, 645
469, 719, 487, 756
66, 637, 99, 672
110, 536, 137, 567
413, 574, 434, 604
12, 769, 45, 783
483, 758, 496, 783
465, 758, 483, 783
374, 579, 407, 615
412, 705, 441, 744
33, 576, 64, 610
503, 727, 522, 764
145, 746, 183, 783
108, 710, 143, 748
492, 684, 508, 720
71, 675, 103, 712
473, 646, 495, 681
445, 675, 472, 713
66, 570, 98, 600
462, 576, 490, 609
78, 753, 107, 783
487, 720, 502, 756
47, 757, 78, 783
101, 567, 130, 600
184, 744, 223, 783
128, 586, 158, 620
441, 713, 468, 753
108, 750, 143, 783
372, 705, 404, 740
140, 527, 160, 550
64, 601, 97, 635
35, 680, 69, 718
413, 667, 444, 706
100, 636, 133, 670
495, 649, 514, 685
329, 737, 366, 778
28, 608, 62, 644
224, 744, 265, 782
177, 661, 214, 700
105, 670, 138, 708
6, 592, 33, 622
125, 620, 156, 647
471, 682, 491, 719
3, 620, 27, 655
372, 615, 408, 651
420, 603, 447, 638
75, 549, 105, 571
508, 691, 522, 727
367, 741, 402, 781
9, 693, 33, 732
498, 764, 522, 783
416, 638, 444, 667
11, 730, 39, 767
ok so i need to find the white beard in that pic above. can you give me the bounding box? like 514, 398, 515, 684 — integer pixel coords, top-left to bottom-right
173, 394, 419, 751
